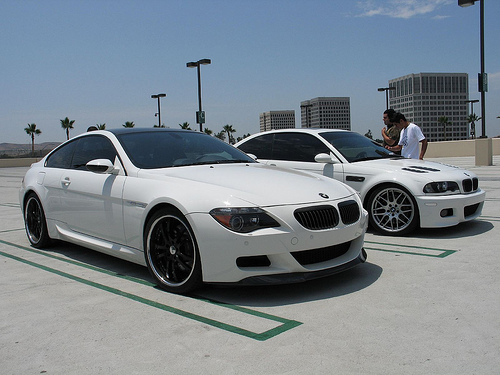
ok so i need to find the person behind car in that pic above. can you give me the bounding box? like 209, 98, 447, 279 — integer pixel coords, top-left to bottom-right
385, 112, 428, 160
381, 108, 400, 155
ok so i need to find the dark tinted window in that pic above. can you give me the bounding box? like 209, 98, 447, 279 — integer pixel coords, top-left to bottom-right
117, 130, 254, 169
71, 136, 118, 170
237, 134, 274, 159
45, 140, 77, 169
273, 133, 331, 162
319, 131, 394, 162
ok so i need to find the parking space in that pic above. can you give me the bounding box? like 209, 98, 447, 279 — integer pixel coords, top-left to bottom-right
1, 162, 499, 374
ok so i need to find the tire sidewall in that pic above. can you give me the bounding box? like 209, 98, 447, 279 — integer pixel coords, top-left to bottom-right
144, 207, 202, 293
367, 184, 419, 236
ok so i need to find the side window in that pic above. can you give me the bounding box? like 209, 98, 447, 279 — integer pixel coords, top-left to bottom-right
273, 133, 331, 162
71, 136, 118, 170
237, 134, 274, 159
45, 140, 77, 169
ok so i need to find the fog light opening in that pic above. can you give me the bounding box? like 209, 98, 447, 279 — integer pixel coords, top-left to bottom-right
440, 208, 453, 218
236, 255, 271, 268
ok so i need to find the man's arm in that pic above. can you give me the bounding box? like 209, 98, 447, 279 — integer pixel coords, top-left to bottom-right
419, 138, 428, 160
381, 127, 397, 146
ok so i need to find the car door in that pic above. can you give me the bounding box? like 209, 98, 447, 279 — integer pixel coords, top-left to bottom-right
45, 135, 126, 244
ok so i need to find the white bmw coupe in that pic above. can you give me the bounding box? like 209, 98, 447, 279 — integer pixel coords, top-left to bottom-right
236, 129, 485, 236
20, 128, 368, 293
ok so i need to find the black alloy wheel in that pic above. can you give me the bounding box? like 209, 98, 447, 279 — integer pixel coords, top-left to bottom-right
144, 208, 202, 293
24, 193, 51, 248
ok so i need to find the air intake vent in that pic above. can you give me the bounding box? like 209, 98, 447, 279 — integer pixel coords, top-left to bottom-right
462, 178, 479, 192
294, 205, 339, 230
338, 200, 360, 224
291, 242, 351, 265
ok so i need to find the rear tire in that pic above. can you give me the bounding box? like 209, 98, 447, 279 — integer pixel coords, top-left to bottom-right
144, 208, 202, 294
24, 193, 51, 248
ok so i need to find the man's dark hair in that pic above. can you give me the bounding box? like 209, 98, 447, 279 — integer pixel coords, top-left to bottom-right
383, 108, 396, 117
391, 112, 407, 123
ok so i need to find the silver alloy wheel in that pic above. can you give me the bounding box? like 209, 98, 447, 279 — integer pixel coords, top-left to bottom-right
369, 186, 418, 235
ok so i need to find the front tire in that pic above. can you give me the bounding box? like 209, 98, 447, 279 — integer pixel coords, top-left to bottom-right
367, 185, 419, 236
144, 208, 202, 294
24, 193, 51, 248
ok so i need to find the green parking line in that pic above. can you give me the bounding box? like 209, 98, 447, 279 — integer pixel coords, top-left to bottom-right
364, 240, 456, 258
0, 239, 302, 341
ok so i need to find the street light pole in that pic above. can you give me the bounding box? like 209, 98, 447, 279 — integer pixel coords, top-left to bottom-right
187, 59, 211, 132
377, 87, 396, 110
151, 93, 166, 127
459, 0, 486, 138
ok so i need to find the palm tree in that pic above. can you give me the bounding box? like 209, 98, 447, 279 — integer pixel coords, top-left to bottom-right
223, 124, 236, 144
236, 133, 251, 143
24, 123, 42, 156
214, 131, 226, 142
60, 117, 75, 140
179, 122, 191, 130
96, 123, 106, 130
438, 116, 451, 141
466, 114, 480, 139
203, 128, 213, 136
123, 121, 135, 128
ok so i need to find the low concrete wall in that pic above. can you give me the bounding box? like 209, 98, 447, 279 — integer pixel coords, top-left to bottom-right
425, 138, 500, 158
0, 158, 41, 168
1, 138, 499, 168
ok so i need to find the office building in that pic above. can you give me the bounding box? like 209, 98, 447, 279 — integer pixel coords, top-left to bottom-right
388, 73, 469, 142
260, 110, 295, 132
300, 97, 351, 130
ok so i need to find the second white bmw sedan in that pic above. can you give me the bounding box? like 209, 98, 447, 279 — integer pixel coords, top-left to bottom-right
20, 128, 368, 293
235, 129, 485, 236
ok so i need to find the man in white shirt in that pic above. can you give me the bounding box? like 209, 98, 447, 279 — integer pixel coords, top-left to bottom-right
385, 112, 428, 159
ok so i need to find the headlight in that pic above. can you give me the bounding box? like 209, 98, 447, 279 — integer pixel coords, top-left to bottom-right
423, 181, 459, 194
210, 207, 280, 233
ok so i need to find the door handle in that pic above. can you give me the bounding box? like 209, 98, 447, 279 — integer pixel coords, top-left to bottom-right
62, 177, 71, 187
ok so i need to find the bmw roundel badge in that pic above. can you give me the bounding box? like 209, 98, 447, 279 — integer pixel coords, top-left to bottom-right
319, 193, 329, 199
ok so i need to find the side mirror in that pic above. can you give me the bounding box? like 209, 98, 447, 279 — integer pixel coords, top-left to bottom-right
314, 153, 337, 164
86, 159, 118, 174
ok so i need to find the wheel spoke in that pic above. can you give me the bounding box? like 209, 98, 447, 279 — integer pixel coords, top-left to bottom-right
147, 214, 197, 287
370, 187, 416, 234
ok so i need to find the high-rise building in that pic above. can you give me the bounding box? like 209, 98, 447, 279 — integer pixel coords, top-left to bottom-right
388, 73, 469, 142
300, 97, 351, 130
259, 110, 295, 132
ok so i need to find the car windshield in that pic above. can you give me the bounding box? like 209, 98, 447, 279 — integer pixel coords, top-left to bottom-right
117, 130, 255, 169
319, 131, 400, 163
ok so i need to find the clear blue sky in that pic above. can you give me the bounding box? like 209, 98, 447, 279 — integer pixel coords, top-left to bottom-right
1, 0, 499, 144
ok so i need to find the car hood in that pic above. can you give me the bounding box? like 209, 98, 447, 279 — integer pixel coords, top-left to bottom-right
355, 157, 477, 180
139, 163, 357, 207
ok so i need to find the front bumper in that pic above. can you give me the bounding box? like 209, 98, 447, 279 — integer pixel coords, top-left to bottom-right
188, 202, 368, 283
416, 189, 485, 228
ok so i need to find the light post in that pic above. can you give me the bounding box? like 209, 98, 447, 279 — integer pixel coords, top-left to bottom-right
151, 93, 166, 127
459, 0, 486, 138
377, 87, 396, 110
186, 59, 211, 131
466, 99, 479, 138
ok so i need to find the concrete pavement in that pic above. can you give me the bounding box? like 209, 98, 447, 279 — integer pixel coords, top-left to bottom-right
1, 158, 499, 374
